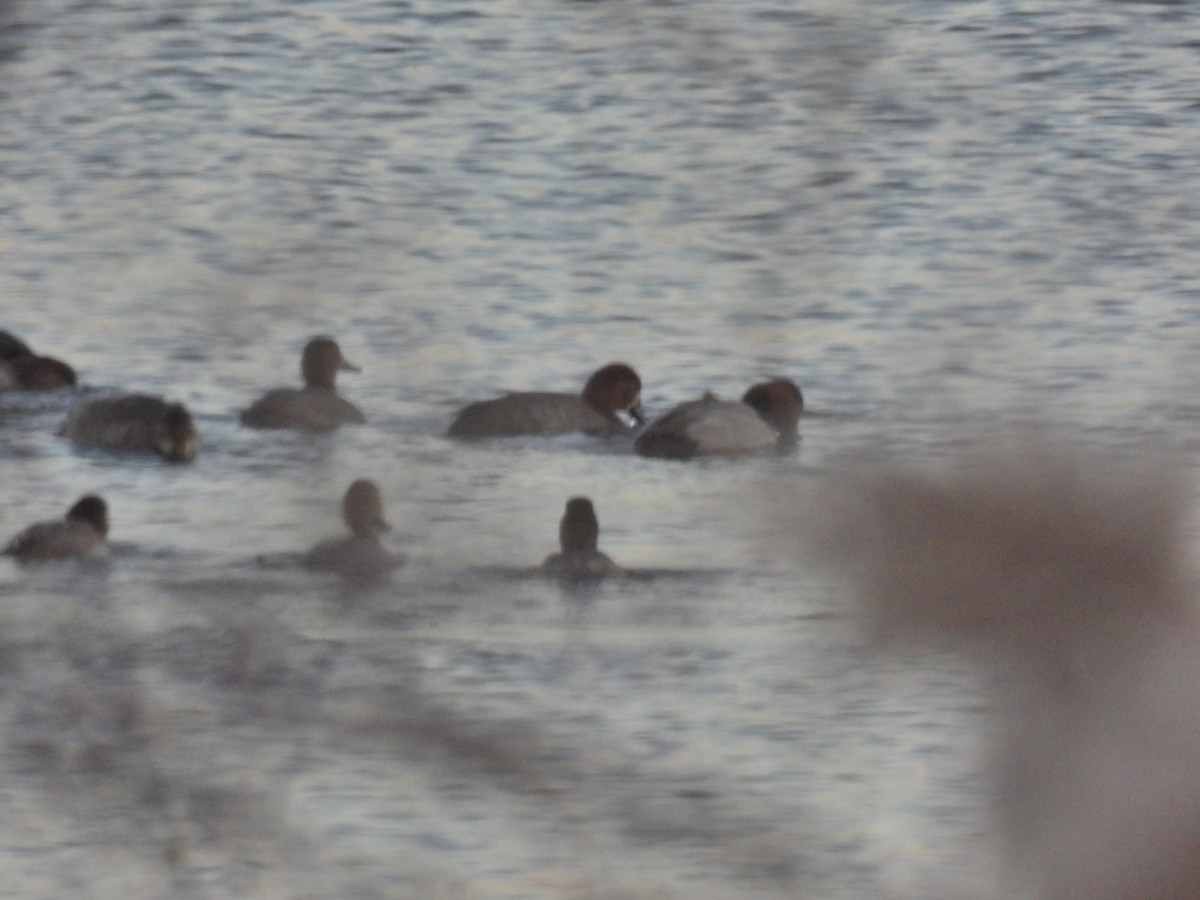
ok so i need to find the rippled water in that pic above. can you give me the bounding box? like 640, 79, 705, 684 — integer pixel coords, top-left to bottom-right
2, 0, 1200, 896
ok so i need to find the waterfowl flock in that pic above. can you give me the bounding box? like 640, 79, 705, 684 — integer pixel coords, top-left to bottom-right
0, 328, 804, 581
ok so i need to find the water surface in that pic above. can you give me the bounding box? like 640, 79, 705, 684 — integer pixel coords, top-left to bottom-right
2, 0, 1200, 896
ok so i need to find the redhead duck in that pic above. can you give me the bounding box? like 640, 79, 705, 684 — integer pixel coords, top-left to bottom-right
304, 479, 404, 580
448, 363, 644, 439
59, 394, 197, 462
4, 494, 108, 560
0, 330, 77, 390
540, 497, 623, 580
634, 378, 803, 459
240, 337, 364, 431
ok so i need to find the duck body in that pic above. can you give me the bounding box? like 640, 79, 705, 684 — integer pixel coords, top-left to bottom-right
240, 386, 364, 432
635, 394, 774, 459
635, 379, 803, 460
303, 479, 402, 581
540, 549, 623, 580
240, 336, 364, 432
59, 394, 197, 462
5, 495, 109, 561
0, 330, 77, 390
0, 355, 77, 390
0, 330, 33, 360
538, 497, 623, 581
449, 391, 615, 438
447, 363, 644, 439
303, 535, 404, 580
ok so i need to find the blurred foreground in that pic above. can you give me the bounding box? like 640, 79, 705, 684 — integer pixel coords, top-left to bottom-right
815, 442, 1200, 900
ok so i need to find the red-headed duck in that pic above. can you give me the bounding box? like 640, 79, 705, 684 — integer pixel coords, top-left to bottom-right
448, 363, 644, 439
59, 394, 197, 462
0, 330, 77, 390
540, 497, 623, 580
634, 378, 803, 460
304, 479, 404, 580
4, 495, 109, 561
240, 337, 364, 431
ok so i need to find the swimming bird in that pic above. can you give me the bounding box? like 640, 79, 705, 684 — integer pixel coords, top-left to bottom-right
0, 354, 78, 389
4, 494, 109, 560
0, 330, 77, 390
304, 479, 404, 580
634, 378, 803, 459
540, 496, 623, 580
240, 336, 364, 431
0, 330, 33, 360
59, 394, 197, 462
447, 363, 644, 439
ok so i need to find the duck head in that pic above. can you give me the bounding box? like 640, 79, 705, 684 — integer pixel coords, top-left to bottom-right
583, 363, 644, 426
302, 337, 360, 390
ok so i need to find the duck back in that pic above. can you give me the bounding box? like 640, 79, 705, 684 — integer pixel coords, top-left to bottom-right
304, 535, 403, 581
1, 355, 77, 390
240, 387, 365, 432
0, 330, 33, 360
5, 520, 105, 560
59, 394, 197, 461
541, 549, 623, 580
448, 392, 612, 439
635, 395, 775, 459
5, 495, 108, 561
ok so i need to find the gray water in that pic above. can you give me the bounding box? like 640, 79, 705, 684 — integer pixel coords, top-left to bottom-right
2, 0, 1199, 896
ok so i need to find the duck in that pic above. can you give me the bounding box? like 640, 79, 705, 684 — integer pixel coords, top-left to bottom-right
4, 494, 109, 560
447, 363, 644, 439
0, 330, 32, 360
304, 479, 404, 580
59, 394, 197, 462
634, 378, 803, 460
540, 496, 623, 580
240, 336, 365, 431
0, 330, 77, 390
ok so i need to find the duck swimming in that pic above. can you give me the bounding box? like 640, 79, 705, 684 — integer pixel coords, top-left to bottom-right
448, 363, 644, 439
59, 394, 197, 462
4, 494, 109, 561
240, 336, 365, 431
304, 479, 404, 580
0, 330, 77, 390
540, 496, 623, 580
634, 378, 803, 460
0, 330, 32, 360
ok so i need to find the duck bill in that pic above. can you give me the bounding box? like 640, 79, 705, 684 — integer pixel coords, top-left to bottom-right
628, 399, 645, 426
339, 358, 361, 373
